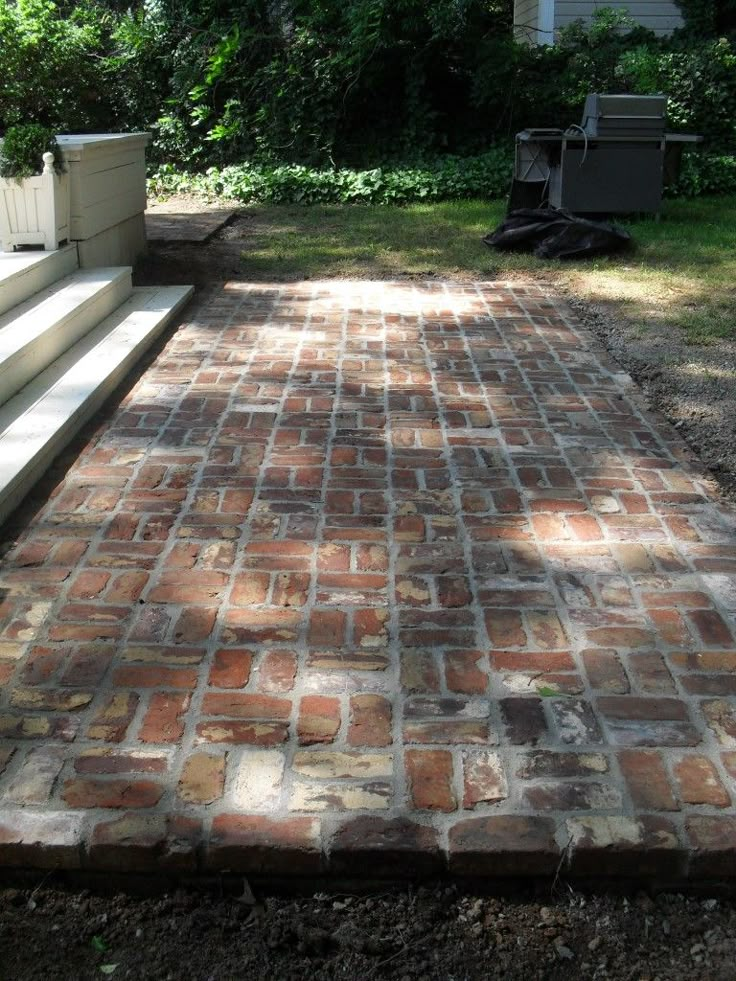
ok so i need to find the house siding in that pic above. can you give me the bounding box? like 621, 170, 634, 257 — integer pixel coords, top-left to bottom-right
514, 0, 540, 43
553, 1, 684, 37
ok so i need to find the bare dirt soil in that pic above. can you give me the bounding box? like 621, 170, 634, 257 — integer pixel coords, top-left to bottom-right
1, 882, 735, 981
565, 291, 736, 501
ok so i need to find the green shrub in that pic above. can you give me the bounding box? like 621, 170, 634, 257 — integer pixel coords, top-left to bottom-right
0, 0, 114, 132
669, 150, 736, 197
148, 148, 515, 205
0, 124, 61, 179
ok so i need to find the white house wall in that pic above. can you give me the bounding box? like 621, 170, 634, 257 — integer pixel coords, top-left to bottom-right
514, 0, 539, 42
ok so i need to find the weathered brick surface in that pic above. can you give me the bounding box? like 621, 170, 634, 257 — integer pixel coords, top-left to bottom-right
0, 280, 734, 882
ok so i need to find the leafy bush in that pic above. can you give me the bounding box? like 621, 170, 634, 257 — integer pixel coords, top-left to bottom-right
0, 0, 114, 132
149, 148, 515, 205
669, 151, 736, 197
1, 0, 735, 202
0, 124, 61, 179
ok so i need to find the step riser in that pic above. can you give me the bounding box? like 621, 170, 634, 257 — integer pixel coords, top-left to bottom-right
0, 246, 78, 317
0, 286, 192, 528
0, 270, 132, 408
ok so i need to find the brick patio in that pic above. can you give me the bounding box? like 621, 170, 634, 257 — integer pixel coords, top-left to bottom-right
1, 279, 735, 883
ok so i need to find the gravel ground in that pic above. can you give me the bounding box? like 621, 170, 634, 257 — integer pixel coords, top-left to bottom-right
551, 291, 736, 501
1, 883, 735, 980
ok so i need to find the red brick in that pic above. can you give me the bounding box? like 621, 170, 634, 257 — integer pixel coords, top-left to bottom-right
485, 609, 525, 648
674, 755, 731, 807
618, 749, 678, 811
531, 514, 567, 541
58, 602, 131, 624
565, 815, 683, 878
688, 610, 734, 646
501, 698, 547, 745
147, 572, 227, 605
19, 646, 60, 684
196, 721, 289, 745
231, 573, 270, 605
4, 747, 65, 805
354, 608, 389, 648
463, 751, 507, 808
208, 648, 253, 688
222, 489, 254, 513
88, 692, 139, 742
272, 572, 310, 607
173, 606, 217, 643
395, 516, 425, 542
406, 749, 456, 811
74, 749, 168, 775
445, 650, 487, 694
449, 816, 558, 875
317, 543, 350, 572
400, 651, 440, 693
106, 571, 149, 603
202, 693, 291, 719
49, 623, 123, 642
356, 544, 388, 572
177, 752, 226, 804
68, 570, 110, 599
585, 626, 655, 649
491, 650, 574, 672
297, 695, 341, 745
60, 644, 114, 686
686, 816, 736, 877
10, 687, 93, 712
701, 699, 736, 746
568, 514, 603, 541
113, 666, 198, 689
139, 693, 190, 743
522, 781, 621, 811
516, 751, 608, 779
88, 813, 200, 871
222, 608, 302, 643
207, 815, 320, 874
437, 577, 471, 608
63, 778, 163, 809
348, 695, 392, 747
628, 652, 676, 694
308, 609, 347, 647
0, 811, 84, 869
597, 696, 690, 721
582, 649, 629, 694
329, 816, 441, 876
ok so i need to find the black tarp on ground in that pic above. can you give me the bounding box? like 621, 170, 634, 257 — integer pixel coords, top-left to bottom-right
483, 208, 632, 260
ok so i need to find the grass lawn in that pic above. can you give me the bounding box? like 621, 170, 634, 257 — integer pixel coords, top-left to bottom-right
236, 195, 736, 345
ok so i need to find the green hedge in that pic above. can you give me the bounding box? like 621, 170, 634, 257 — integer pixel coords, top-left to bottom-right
148, 148, 515, 205
149, 148, 736, 206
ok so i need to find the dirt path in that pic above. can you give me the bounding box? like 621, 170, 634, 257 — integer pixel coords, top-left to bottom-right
1, 883, 735, 980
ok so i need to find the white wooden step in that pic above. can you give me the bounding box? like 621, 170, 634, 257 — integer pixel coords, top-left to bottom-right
0, 266, 132, 408
0, 285, 193, 528
0, 245, 78, 317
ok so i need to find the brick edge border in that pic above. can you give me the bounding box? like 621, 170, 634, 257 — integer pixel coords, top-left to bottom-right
2, 810, 735, 887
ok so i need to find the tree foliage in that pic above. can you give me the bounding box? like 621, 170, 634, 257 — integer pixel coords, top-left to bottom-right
0, 0, 734, 185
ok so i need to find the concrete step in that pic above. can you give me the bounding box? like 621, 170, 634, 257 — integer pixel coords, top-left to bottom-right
0, 266, 132, 408
0, 245, 79, 317
0, 284, 193, 527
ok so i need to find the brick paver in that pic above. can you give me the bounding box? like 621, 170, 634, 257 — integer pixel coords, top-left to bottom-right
1, 280, 735, 882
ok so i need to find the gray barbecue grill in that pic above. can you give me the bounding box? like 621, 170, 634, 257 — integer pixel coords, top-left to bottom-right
511, 94, 702, 215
